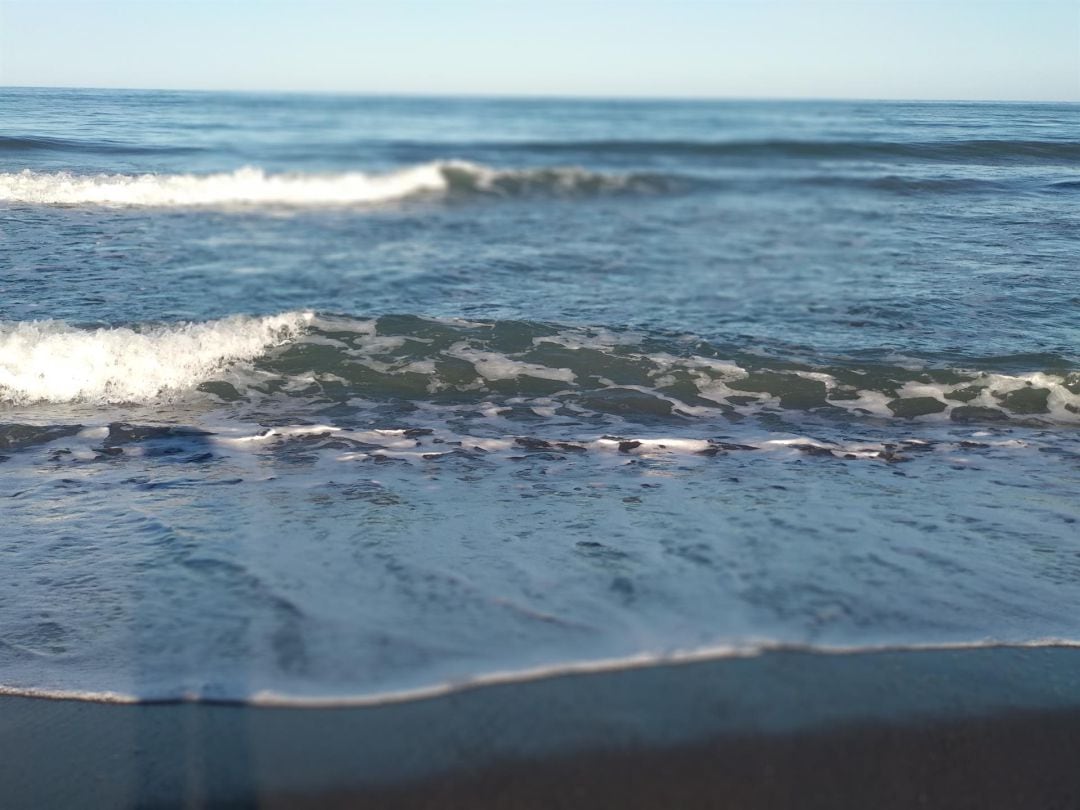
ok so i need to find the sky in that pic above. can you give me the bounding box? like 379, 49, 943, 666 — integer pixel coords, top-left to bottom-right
0, 0, 1077, 101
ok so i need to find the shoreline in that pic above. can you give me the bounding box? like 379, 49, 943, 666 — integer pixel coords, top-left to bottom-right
3, 646, 1080, 807
3, 638, 1080, 708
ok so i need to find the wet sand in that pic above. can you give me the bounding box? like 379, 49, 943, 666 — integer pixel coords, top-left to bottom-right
3, 646, 1080, 808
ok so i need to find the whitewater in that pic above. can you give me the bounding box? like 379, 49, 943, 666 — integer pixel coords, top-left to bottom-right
0, 162, 664, 206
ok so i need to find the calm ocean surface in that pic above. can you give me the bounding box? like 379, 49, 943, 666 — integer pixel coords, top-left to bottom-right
1, 88, 1078, 702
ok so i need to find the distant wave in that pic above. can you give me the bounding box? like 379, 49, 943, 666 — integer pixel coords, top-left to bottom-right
0, 134, 201, 155
8, 133, 1077, 163
3, 312, 1078, 424
791, 174, 1017, 194
0, 162, 675, 206
481, 138, 1080, 164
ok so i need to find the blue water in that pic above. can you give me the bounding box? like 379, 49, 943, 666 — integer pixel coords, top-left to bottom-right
1, 89, 1078, 702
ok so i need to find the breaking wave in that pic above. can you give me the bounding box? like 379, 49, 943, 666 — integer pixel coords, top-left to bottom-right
0, 313, 310, 405
2, 312, 1078, 424
0, 162, 674, 207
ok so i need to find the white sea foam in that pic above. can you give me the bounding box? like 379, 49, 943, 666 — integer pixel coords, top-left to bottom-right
198, 422, 1042, 465
0, 164, 448, 206
0, 312, 311, 404
0, 162, 646, 207
444, 342, 577, 384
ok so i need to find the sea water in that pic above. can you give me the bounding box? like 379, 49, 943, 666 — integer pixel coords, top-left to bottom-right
1, 89, 1078, 702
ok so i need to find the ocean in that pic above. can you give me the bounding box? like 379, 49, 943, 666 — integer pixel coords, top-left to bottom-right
1, 88, 1078, 704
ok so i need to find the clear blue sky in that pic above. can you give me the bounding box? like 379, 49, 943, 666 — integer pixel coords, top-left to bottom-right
0, 0, 1077, 101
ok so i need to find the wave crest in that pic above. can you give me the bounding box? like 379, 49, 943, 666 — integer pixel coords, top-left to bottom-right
0, 162, 668, 207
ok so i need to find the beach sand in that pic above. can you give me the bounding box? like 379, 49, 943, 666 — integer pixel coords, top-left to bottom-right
3, 646, 1080, 808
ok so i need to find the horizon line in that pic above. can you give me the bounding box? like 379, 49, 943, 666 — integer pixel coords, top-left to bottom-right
2, 84, 1077, 106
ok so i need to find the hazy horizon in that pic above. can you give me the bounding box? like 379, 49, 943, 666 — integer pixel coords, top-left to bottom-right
3, 83, 1079, 106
